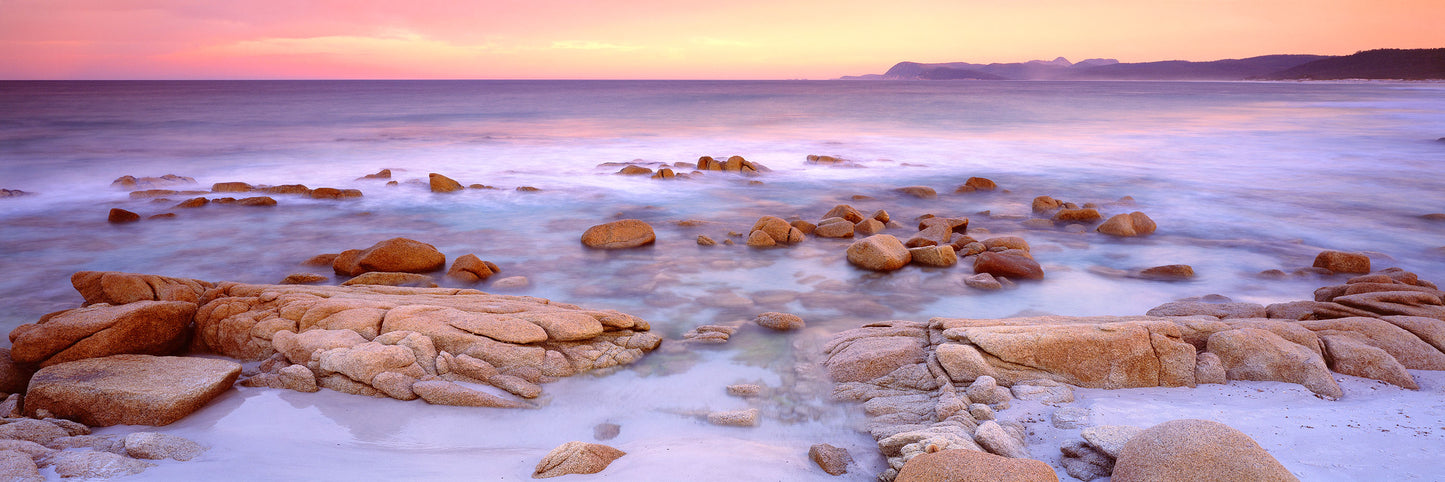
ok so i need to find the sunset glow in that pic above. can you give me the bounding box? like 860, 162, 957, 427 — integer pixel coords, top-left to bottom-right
2, 0, 1444, 79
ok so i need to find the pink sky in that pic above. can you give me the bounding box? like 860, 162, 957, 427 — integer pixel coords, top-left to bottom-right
2, 0, 1442, 79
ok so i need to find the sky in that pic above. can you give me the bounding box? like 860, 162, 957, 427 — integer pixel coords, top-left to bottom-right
1, 0, 1442, 80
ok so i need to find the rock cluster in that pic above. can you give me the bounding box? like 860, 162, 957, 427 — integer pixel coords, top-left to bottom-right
746, 216, 806, 248
824, 270, 1445, 479
111, 174, 196, 190
695, 155, 767, 174
208, 181, 361, 199
0, 414, 206, 480
195, 282, 662, 405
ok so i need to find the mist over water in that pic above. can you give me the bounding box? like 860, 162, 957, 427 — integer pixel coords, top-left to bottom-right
1, 80, 1442, 479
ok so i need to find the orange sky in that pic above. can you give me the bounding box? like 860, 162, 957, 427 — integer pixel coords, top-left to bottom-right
2, 0, 1442, 79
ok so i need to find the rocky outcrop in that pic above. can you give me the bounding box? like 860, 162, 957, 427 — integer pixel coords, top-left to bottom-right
827, 272, 1445, 479
332, 238, 447, 276
934, 316, 1196, 389
70, 271, 212, 306
9, 301, 195, 367
341, 272, 437, 288
580, 219, 656, 249
1146, 300, 1265, 319
25, 354, 241, 426
1111, 419, 1297, 482
194, 282, 661, 405
532, 441, 625, 478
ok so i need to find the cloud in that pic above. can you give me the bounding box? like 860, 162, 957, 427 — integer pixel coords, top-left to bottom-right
200, 30, 491, 58
549, 40, 643, 51
690, 37, 754, 48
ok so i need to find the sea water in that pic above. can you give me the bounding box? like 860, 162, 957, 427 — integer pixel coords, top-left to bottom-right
1, 80, 1442, 479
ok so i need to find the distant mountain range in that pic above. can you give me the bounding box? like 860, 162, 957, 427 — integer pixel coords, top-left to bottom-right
842, 48, 1445, 81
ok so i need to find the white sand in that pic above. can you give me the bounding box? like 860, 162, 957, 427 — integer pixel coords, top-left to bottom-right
1009, 370, 1445, 481
84, 366, 1445, 481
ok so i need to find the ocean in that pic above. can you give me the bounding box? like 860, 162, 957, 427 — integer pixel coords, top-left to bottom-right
1, 79, 1442, 479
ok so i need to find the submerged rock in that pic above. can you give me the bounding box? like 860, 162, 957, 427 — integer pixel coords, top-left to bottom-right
580, 219, 656, 249
332, 237, 447, 276
895, 186, 937, 199
429, 173, 464, 193
107, 208, 140, 223
1096, 212, 1156, 237
1138, 264, 1195, 280
707, 408, 760, 427
957, 176, 998, 192
447, 254, 500, 283
972, 252, 1043, 280
846, 235, 911, 271
754, 312, 805, 331
1313, 250, 1371, 274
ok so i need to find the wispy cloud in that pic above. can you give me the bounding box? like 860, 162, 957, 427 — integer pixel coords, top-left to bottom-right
549, 40, 643, 51
690, 37, 754, 48
202, 30, 492, 57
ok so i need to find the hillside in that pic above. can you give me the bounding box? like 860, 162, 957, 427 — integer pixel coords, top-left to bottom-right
1259, 49, 1445, 80
853, 49, 1445, 81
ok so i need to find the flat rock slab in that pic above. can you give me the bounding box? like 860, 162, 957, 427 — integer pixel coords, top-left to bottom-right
25, 354, 240, 426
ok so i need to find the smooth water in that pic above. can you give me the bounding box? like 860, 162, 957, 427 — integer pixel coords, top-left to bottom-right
1, 80, 1442, 479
